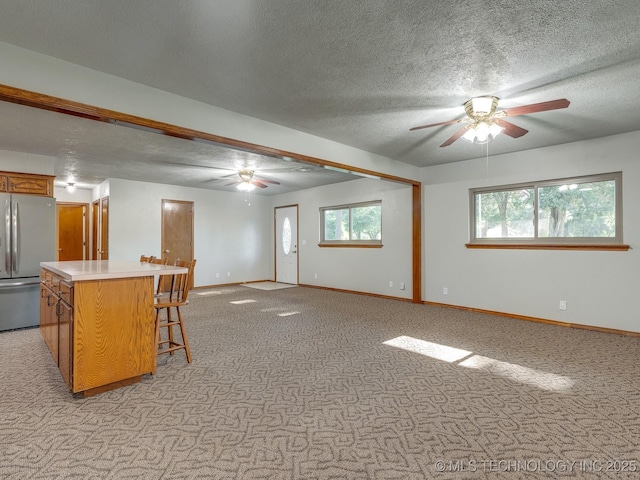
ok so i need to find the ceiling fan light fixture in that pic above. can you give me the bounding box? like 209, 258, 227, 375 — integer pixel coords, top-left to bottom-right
465, 96, 499, 117
238, 169, 254, 183
488, 122, 504, 138
237, 181, 255, 192
462, 121, 504, 144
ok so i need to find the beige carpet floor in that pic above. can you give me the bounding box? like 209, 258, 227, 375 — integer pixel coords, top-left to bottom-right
1, 286, 639, 479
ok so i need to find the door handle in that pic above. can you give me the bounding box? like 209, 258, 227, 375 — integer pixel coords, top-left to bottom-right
12, 201, 18, 274
3, 199, 9, 274
2, 279, 41, 287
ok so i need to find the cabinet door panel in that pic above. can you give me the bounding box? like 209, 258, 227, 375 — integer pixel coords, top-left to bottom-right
58, 301, 73, 389
7, 174, 53, 196
39, 284, 58, 362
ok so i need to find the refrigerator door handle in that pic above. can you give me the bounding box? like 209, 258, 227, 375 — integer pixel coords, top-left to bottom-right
12, 201, 18, 275
0, 279, 42, 287
4, 199, 10, 274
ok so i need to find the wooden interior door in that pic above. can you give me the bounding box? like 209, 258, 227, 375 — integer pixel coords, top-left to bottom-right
57, 203, 88, 261
92, 200, 99, 260
100, 196, 109, 260
161, 199, 194, 286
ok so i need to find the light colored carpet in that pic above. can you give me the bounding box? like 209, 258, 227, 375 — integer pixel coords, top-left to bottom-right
1, 286, 639, 479
243, 281, 298, 290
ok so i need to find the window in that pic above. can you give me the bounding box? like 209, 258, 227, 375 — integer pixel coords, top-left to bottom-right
320, 201, 382, 246
469, 172, 622, 245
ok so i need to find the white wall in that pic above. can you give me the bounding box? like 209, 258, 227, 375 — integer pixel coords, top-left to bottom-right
422, 131, 640, 332
0, 150, 54, 175
271, 178, 413, 299
106, 179, 273, 287
53, 186, 93, 204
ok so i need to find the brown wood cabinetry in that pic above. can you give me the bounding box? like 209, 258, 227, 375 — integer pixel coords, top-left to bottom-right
40, 275, 58, 363
40, 264, 157, 396
0, 171, 54, 196
40, 270, 73, 389
57, 299, 73, 388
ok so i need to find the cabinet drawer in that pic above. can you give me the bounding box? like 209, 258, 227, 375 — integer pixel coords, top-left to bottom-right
41, 270, 54, 288
58, 280, 74, 305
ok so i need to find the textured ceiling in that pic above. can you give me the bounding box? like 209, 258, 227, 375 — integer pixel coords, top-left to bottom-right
0, 0, 639, 190
0, 101, 358, 194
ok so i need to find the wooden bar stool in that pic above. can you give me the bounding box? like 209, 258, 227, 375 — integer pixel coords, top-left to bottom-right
149, 256, 169, 296
154, 259, 196, 364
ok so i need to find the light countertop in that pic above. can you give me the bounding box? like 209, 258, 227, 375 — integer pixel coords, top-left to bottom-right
41, 260, 188, 282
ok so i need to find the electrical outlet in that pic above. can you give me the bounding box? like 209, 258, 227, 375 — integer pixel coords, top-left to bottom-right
443, 287, 448, 295
215, 272, 219, 278
559, 300, 567, 310
400, 282, 405, 290
314, 273, 318, 279
389, 281, 393, 288
227, 272, 231, 277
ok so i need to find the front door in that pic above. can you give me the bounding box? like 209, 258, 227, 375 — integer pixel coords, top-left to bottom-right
57, 203, 87, 261
275, 205, 298, 284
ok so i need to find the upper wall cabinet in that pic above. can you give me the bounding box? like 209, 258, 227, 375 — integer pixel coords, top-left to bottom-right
0, 171, 54, 197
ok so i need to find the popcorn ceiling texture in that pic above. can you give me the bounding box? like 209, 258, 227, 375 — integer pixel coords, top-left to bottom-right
1, 1, 640, 172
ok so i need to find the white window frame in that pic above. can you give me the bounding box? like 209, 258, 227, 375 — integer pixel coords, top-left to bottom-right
469, 172, 623, 245
319, 200, 382, 247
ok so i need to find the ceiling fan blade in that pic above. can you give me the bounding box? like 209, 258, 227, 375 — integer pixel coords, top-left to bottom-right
255, 178, 280, 185
440, 126, 468, 147
161, 161, 236, 173
252, 181, 269, 188
206, 173, 239, 182
501, 98, 570, 117
493, 118, 528, 138
224, 181, 240, 187
410, 118, 464, 131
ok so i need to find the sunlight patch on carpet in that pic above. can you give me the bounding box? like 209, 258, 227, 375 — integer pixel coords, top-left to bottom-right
459, 355, 575, 391
384, 336, 472, 362
384, 335, 574, 392
243, 282, 297, 291
194, 290, 224, 296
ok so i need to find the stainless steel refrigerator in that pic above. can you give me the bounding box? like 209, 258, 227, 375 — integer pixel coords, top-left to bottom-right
0, 193, 56, 331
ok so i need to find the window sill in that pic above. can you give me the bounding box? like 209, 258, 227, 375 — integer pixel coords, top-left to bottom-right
318, 242, 383, 248
465, 243, 630, 251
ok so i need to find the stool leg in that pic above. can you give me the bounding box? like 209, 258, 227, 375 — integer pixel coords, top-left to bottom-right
176, 306, 192, 363
157, 307, 166, 349
167, 306, 174, 355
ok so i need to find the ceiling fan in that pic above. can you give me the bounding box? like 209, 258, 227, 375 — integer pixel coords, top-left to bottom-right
410, 96, 570, 147
224, 169, 281, 191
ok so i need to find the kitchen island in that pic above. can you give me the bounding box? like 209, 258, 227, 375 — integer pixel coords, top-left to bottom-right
40, 260, 187, 396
